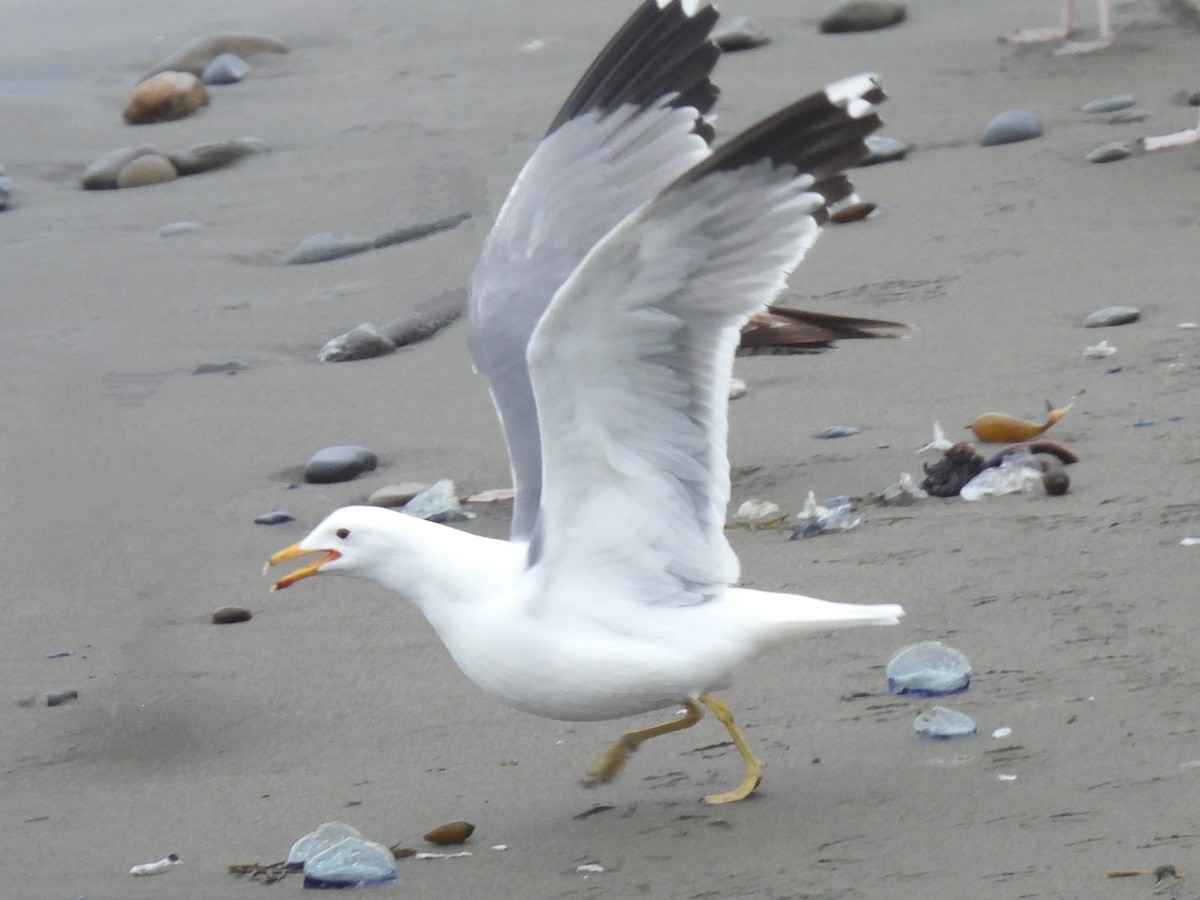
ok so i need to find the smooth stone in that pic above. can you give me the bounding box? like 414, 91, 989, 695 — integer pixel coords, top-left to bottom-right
157, 220, 205, 238
1081, 93, 1136, 114
285, 232, 374, 265
981, 110, 1043, 146
318, 323, 396, 362
380, 288, 467, 347
711, 16, 770, 51
367, 482, 429, 508
304, 446, 378, 484
124, 71, 209, 125
45, 688, 78, 707
201, 53, 250, 85
116, 154, 178, 189
138, 33, 288, 81
372, 211, 471, 250
1085, 305, 1140, 327
192, 359, 249, 374
817, 425, 860, 439
858, 134, 911, 166
166, 138, 269, 176
253, 510, 294, 525
0, 166, 11, 210
212, 606, 252, 624
1087, 141, 1134, 163
820, 1, 906, 33
81, 145, 158, 190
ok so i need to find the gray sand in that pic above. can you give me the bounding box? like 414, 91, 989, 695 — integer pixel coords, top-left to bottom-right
2, 0, 1199, 896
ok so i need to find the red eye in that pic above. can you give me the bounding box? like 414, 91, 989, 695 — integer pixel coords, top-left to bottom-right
336, 528, 350, 539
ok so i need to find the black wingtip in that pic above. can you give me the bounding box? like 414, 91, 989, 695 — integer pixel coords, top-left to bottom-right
547, 0, 721, 139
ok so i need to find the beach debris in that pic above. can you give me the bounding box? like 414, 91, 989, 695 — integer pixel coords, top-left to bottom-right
960, 452, 1044, 501
422, 822, 475, 846
465, 488, 515, 504
402, 479, 474, 522
115, 154, 177, 188
887, 641, 971, 696
819, 1, 907, 33
859, 133, 912, 165
918, 421, 952, 453
1087, 141, 1135, 163
0, 164, 13, 210
287, 822, 363, 867
991, 726, 1012, 738
167, 138, 269, 176
319, 323, 397, 362
45, 688, 78, 707
998, 773, 1018, 781
874, 472, 928, 506
729, 499, 786, 529
253, 510, 294, 525
130, 853, 180, 876
728, 377, 747, 400
576, 862, 607, 874
969, 392, 1081, 443
1103, 864, 1184, 891
413, 851, 472, 860
789, 493, 860, 539
816, 425, 860, 439
711, 16, 769, 50
980, 110, 1043, 146
913, 706, 977, 740
1042, 468, 1070, 495
1085, 305, 1140, 328
1181, 537, 1200, 547
192, 359, 249, 375
1081, 93, 1136, 114
304, 837, 398, 889
286, 213, 470, 265
921, 442, 985, 497
124, 72, 209, 125
212, 606, 252, 625
1180, 322, 1199, 330
304, 445, 378, 484
829, 200, 876, 223
159, 221, 205, 238
202, 53, 250, 85
1084, 339, 1117, 358
138, 33, 288, 82
983, 440, 1078, 468
368, 482, 429, 508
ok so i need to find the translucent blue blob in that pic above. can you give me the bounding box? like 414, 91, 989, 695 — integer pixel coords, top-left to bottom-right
913, 705, 977, 740
887, 640, 971, 696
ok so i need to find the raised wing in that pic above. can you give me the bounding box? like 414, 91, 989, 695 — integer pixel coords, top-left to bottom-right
468, 0, 720, 541
526, 75, 885, 609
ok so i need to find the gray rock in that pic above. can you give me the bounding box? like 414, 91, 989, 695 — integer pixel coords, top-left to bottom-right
1085, 305, 1140, 327
212, 606, 252, 624
368, 482, 429, 507
305, 445, 378, 484
817, 425, 860, 439
980, 110, 1043, 146
158, 220, 205, 238
0, 165, 11, 210
253, 510, 294, 525
318, 323, 397, 362
285, 232, 375, 265
820, 1, 906, 33
380, 288, 467, 347
1087, 141, 1134, 163
167, 137, 269, 176
711, 16, 769, 51
202, 53, 250, 85
193, 359, 249, 374
372, 211, 471, 250
45, 689, 78, 707
81, 145, 158, 190
1081, 93, 1136, 114
138, 33, 288, 82
858, 134, 911, 166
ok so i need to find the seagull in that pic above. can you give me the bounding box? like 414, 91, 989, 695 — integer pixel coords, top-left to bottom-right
267, 0, 904, 805
1002, 0, 1115, 54
1142, 108, 1200, 151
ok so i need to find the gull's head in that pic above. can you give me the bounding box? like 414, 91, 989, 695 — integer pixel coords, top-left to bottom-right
265, 505, 413, 591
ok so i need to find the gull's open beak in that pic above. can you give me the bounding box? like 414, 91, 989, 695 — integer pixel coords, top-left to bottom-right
265, 544, 341, 591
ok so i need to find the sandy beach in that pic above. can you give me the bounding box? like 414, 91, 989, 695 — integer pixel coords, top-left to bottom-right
2, 0, 1199, 896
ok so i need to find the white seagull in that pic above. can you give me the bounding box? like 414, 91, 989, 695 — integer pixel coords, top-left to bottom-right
267, 0, 904, 805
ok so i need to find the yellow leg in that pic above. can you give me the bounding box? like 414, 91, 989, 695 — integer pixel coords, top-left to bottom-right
698, 693, 765, 804
586, 701, 703, 784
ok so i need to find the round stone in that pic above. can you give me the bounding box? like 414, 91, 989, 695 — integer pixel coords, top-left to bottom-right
212, 606, 252, 624
116, 154, 178, 189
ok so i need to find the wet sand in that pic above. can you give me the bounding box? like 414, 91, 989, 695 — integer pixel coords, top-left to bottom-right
2, 0, 1199, 896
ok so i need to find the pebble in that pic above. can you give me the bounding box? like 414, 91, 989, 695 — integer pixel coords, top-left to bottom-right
367, 482, 429, 507
380, 288, 467, 347
253, 510, 294, 525
372, 211, 471, 250
711, 16, 769, 51
1042, 468, 1070, 495
816, 425, 860, 439
304, 445, 378, 484
819, 1, 906, 33
81, 145, 158, 190
1081, 93, 1136, 114
423, 822, 475, 845
212, 606, 252, 624
158, 220, 205, 238
980, 110, 1043, 146
285, 232, 375, 265
858, 134, 911, 166
123, 71, 209, 125
1085, 305, 1140, 327
319, 323, 397, 362
0, 164, 11, 210
167, 138, 269, 176
45, 688, 78, 707
192, 358, 248, 374
1086, 141, 1134, 163
138, 33, 289, 81
201, 53, 250, 85
116, 154, 178, 189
